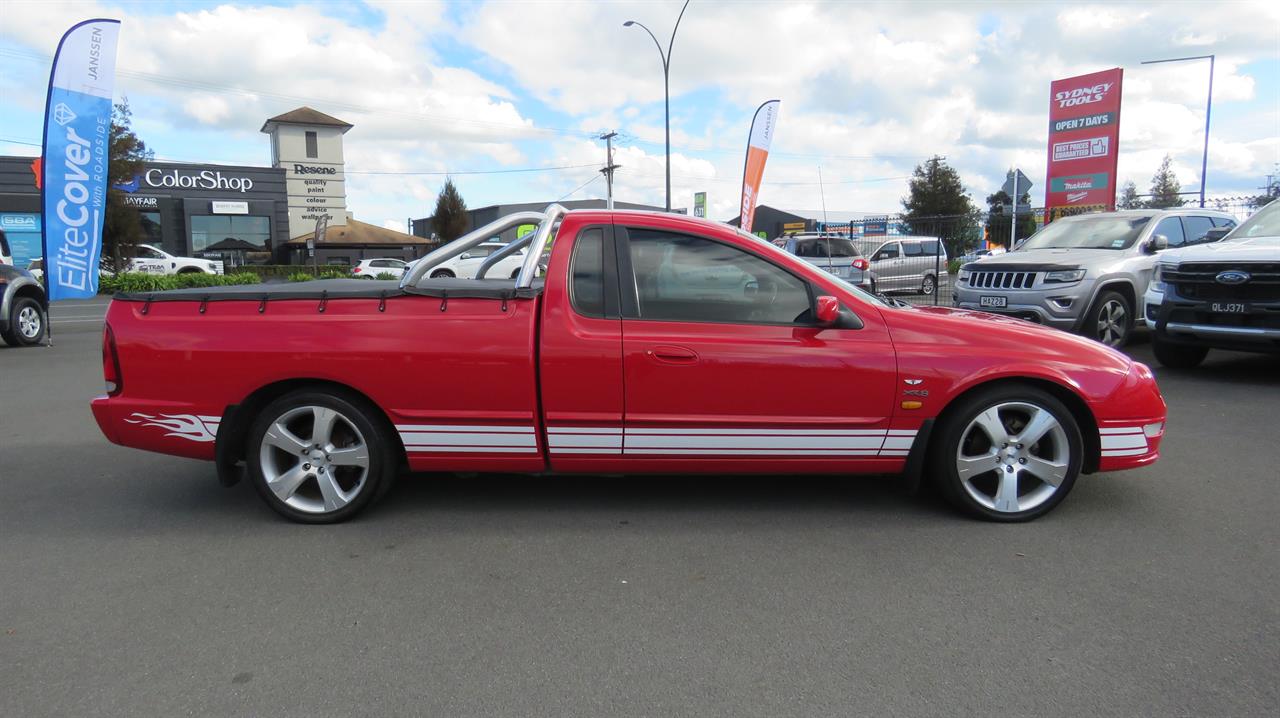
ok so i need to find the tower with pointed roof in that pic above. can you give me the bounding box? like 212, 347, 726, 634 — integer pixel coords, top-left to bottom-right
261, 107, 353, 239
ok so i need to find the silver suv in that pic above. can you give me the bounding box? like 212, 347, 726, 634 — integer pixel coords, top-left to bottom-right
954, 209, 1237, 347
867, 236, 948, 296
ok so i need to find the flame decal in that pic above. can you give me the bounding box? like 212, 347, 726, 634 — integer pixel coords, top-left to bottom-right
125, 413, 220, 443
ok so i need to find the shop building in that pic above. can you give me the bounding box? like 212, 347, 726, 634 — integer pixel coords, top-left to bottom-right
0, 106, 422, 268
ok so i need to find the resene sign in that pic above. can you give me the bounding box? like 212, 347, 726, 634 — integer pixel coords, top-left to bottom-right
1045, 68, 1123, 217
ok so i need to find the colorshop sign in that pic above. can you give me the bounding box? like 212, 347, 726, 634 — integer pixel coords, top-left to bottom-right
1045, 68, 1122, 218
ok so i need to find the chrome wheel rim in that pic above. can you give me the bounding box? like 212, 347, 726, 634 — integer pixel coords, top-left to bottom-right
17, 306, 41, 339
1096, 300, 1127, 346
922, 277, 935, 295
259, 405, 370, 514
956, 401, 1070, 514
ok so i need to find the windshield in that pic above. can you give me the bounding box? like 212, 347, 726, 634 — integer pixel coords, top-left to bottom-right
794, 237, 861, 258
1017, 215, 1152, 251
1228, 201, 1280, 240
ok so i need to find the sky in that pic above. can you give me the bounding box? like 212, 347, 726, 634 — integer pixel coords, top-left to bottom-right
1, 0, 1277, 232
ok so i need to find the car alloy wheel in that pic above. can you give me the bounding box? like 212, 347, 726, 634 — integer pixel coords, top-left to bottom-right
248, 389, 397, 523
17, 305, 42, 340
956, 401, 1070, 514
1096, 299, 1127, 346
921, 275, 936, 295
931, 385, 1082, 521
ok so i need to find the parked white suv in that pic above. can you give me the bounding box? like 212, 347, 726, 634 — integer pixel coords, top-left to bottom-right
426, 241, 525, 279
126, 244, 223, 275
352, 258, 408, 279
954, 209, 1237, 347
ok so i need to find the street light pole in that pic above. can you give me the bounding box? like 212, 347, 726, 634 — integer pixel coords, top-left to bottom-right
1141, 54, 1215, 208
624, 0, 691, 212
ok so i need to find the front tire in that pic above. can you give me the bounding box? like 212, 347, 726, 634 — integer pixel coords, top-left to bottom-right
1152, 337, 1208, 368
430, 269, 455, 279
246, 389, 398, 523
2, 297, 47, 347
930, 384, 1083, 522
1084, 290, 1132, 347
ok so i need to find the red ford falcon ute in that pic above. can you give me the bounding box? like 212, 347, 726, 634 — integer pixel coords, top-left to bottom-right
92, 205, 1166, 523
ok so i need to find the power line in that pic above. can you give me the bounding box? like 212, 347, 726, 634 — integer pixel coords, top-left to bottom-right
345, 163, 598, 176
557, 174, 601, 202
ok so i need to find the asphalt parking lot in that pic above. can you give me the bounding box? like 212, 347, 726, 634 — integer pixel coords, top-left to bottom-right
1, 298, 1276, 717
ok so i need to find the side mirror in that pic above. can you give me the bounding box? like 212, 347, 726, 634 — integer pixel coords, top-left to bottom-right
1145, 235, 1169, 254
459, 252, 473, 260
815, 295, 840, 325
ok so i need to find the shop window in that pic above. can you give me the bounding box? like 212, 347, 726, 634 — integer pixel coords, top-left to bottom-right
305, 131, 318, 159
191, 215, 272, 265
140, 212, 163, 245
326, 256, 350, 266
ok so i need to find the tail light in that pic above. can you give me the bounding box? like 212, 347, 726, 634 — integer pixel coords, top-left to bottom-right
851, 258, 870, 271
102, 324, 122, 395
353, 266, 362, 273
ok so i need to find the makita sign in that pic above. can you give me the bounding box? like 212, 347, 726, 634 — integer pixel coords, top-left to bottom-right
145, 168, 254, 193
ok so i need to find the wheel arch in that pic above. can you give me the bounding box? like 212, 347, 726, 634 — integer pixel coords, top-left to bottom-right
1074, 280, 1136, 333
923, 376, 1101, 476
214, 377, 407, 487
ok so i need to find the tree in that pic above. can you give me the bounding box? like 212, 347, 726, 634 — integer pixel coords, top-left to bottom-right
1147, 155, 1184, 209
901, 155, 979, 256
1117, 180, 1143, 210
431, 178, 469, 243
102, 99, 153, 272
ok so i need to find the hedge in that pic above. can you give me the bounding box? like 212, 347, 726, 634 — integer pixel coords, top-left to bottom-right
233, 264, 354, 279
99, 272, 261, 294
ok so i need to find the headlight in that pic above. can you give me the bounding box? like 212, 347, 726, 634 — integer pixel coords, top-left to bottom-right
1151, 263, 1172, 293
958, 269, 971, 281
1044, 268, 1086, 283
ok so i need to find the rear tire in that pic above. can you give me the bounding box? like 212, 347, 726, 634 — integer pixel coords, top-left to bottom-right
246, 389, 398, 524
1152, 337, 1208, 368
2, 297, 47, 347
929, 384, 1083, 522
920, 274, 936, 296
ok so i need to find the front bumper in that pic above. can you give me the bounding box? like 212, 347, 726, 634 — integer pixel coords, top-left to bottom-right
1093, 361, 1167, 472
1145, 288, 1280, 353
953, 279, 1093, 330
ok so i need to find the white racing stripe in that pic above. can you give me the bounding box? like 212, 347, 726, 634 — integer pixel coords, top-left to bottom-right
550, 426, 917, 459
1099, 426, 1149, 457
396, 423, 921, 458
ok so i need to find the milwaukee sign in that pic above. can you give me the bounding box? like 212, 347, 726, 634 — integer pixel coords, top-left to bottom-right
1045, 68, 1123, 219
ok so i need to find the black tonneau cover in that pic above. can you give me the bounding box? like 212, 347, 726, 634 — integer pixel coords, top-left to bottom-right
114, 278, 543, 302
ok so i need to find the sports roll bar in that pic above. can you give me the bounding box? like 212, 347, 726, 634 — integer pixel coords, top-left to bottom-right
401, 210, 545, 288
515, 204, 566, 288
475, 232, 534, 280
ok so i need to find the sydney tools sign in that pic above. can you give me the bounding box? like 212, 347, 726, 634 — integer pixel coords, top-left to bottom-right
41, 18, 121, 301
1044, 68, 1122, 219
739, 100, 780, 234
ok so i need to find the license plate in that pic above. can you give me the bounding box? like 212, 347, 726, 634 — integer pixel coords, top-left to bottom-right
1210, 302, 1249, 314
980, 296, 1007, 308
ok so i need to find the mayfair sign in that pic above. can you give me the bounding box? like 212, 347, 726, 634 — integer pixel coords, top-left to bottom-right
145, 168, 254, 193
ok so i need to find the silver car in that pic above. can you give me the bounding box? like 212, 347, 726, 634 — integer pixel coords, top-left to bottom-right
774, 233, 874, 290
953, 209, 1237, 347
867, 236, 949, 296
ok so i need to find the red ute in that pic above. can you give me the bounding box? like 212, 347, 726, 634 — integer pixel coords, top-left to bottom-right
92, 205, 1166, 523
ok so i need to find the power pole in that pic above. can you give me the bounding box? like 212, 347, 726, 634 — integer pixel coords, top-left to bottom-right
599, 131, 620, 209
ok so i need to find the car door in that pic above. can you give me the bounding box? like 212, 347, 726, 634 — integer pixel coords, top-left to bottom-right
870, 241, 903, 289
616, 225, 897, 473
131, 247, 167, 274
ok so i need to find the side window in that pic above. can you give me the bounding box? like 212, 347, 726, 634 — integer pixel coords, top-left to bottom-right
902, 242, 924, 257
570, 228, 606, 318
1181, 216, 1215, 245
626, 229, 811, 325
1211, 217, 1237, 228
920, 239, 941, 256
1154, 217, 1186, 247
876, 243, 900, 260
137, 247, 164, 259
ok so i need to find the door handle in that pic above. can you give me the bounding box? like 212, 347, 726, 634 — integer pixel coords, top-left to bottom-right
646, 345, 698, 364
